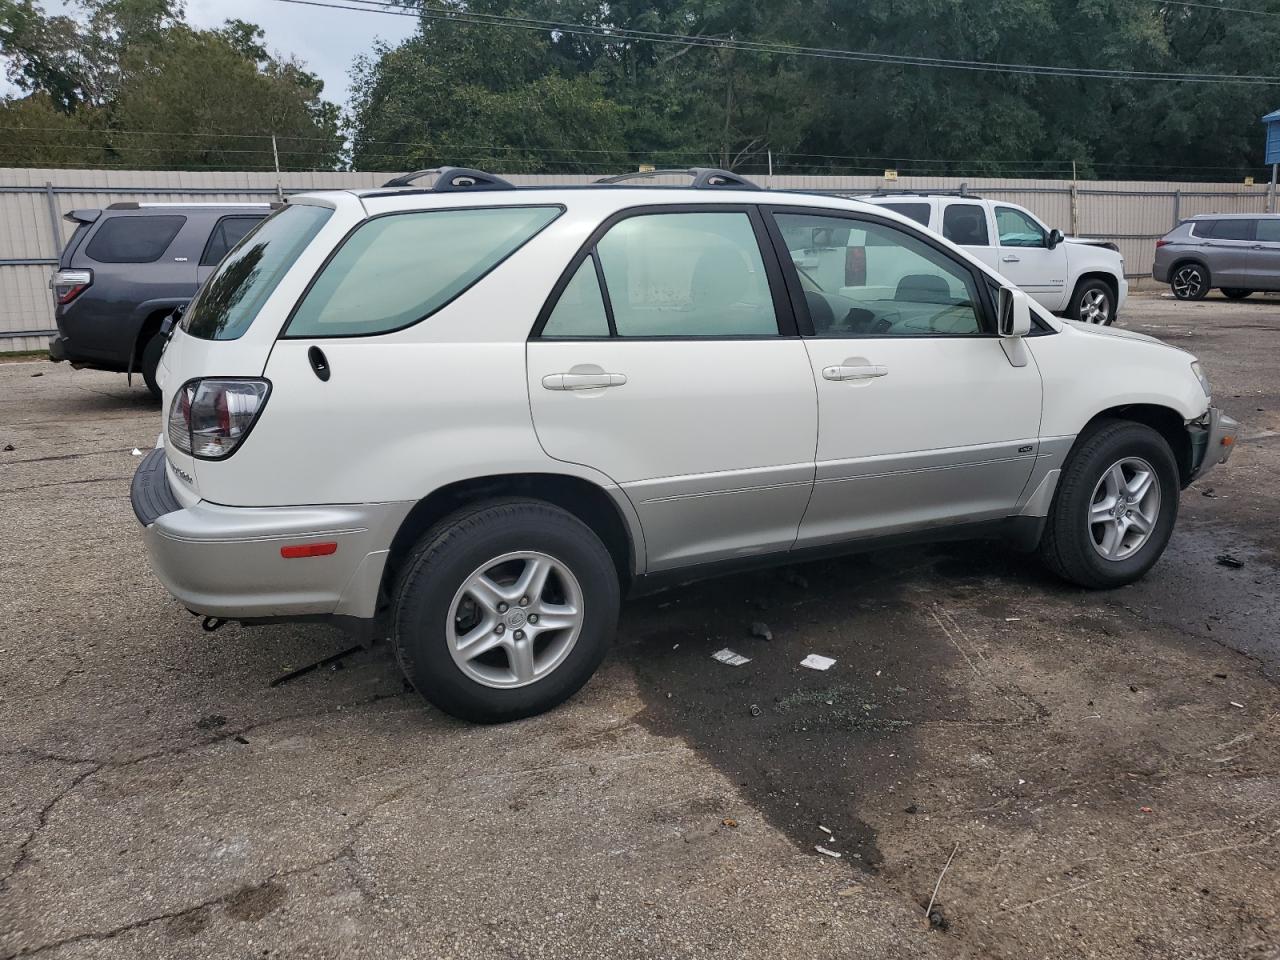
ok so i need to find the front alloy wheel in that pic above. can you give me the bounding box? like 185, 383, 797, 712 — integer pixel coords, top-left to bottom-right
1078, 287, 1112, 324
1088, 457, 1160, 561
1171, 265, 1208, 300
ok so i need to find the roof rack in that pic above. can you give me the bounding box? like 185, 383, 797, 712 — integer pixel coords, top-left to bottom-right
595, 167, 760, 190
380, 167, 516, 191
857, 184, 970, 198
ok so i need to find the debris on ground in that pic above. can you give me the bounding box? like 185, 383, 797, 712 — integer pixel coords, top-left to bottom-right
30, 371, 42, 377
1230, 701, 1245, 709
1140, 806, 1154, 813
131, 448, 143, 456
815, 845, 841, 858
1201, 487, 1218, 498
818, 825, 833, 835
2, 444, 13, 451
928, 907, 950, 931
721, 818, 739, 828
905, 804, 919, 815
1216, 553, 1245, 569
1214, 672, 1228, 679
269, 644, 363, 687
1130, 685, 1139, 693
749, 703, 762, 717
233, 735, 249, 745
750, 621, 773, 641
712, 648, 750, 667
801, 653, 836, 671
196, 714, 228, 730
1004, 617, 1021, 622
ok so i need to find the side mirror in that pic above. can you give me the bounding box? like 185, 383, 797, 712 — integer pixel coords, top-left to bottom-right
1047, 228, 1064, 250
998, 286, 1032, 338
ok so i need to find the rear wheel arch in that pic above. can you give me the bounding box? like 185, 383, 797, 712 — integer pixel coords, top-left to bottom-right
381, 473, 639, 608
1077, 405, 1192, 486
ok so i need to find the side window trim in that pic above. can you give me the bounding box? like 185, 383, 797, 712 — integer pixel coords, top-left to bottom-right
529, 203, 799, 341
761, 204, 999, 339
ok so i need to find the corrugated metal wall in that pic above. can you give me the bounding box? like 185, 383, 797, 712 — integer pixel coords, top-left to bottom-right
1, 167, 1270, 352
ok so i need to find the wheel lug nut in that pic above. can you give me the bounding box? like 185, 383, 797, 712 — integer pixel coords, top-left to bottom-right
514, 630, 525, 641
528, 614, 539, 624
495, 624, 505, 635
519, 596, 530, 607
497, 602, 508, 613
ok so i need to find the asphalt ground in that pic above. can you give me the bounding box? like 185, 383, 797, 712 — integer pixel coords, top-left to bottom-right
2, 290, 1278, 959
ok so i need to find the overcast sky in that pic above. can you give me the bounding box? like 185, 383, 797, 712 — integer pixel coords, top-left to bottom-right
1, 0, 418, 109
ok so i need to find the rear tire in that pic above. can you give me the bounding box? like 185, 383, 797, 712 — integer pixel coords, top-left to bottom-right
1069, 278, 1115, 325
1221, 288, 1253, 300
1170, 262, 1209, 300
140, 335, 164, 400
1038, 420, 1179, 589
392, 498, 619, 723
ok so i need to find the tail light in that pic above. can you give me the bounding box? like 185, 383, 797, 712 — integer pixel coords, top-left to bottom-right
1155, 239, 1169, 248
167, 379, 270, 459
51, 269, 92, 305
845, 246, 867, 287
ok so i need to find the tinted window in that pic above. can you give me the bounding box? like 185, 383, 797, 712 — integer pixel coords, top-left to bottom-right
1207, 219, 1255, 241
776, 212, 983, 337
1257, 219, 1280, 242
200, 215, 265, 266
880, 202, 931, 226
594, 212, 777, 337
941, 204, 989, 246
287, 206, 561, 338
183, 204, 332, 341
995, 206, 1047, 247
542, 256, 610, 338
84, 215, 185, 263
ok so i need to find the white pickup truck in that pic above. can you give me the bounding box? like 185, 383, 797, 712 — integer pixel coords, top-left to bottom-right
860, 193, 1127, 325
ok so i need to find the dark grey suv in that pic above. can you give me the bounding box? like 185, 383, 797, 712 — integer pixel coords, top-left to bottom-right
1153, 213, 1280, 301
48, 202, 272, 397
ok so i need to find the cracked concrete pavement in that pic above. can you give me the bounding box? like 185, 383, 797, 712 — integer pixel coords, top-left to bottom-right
1, 290, 1279, 959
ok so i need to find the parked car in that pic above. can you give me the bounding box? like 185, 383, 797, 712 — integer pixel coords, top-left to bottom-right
131, 167, 1237, 723
860, 192, 1126, 325
1153, 213, 1280, 300
48, 202, 272, 397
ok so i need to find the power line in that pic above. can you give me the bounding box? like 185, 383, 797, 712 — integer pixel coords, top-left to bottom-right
266, 0, 1280, 85
1150, 0, 1280, 16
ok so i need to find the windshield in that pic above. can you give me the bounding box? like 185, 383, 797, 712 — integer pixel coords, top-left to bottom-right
182, 204, 333, 340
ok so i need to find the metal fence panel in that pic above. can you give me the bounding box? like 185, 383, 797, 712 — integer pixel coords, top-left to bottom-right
0, 167, 1270, 350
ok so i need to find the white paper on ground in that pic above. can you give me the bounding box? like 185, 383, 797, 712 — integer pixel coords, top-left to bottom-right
800, 654, 836, 671
712, 648, 751, 667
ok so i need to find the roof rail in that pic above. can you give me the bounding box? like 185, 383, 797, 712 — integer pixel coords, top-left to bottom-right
858, 183, 970, 198
595, 167, 760, 190
380, 167, 516, 191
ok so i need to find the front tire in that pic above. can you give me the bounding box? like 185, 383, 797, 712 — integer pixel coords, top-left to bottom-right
1171, 263, 1209, 300
1038, 420, 1179, 589
1069, 278, 1115, 325
392, 499, 620, 723
1221, 288, 1253, 300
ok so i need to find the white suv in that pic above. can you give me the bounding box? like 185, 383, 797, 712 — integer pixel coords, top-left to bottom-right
132, 167, 1236, 723
860, 193, 1127, 325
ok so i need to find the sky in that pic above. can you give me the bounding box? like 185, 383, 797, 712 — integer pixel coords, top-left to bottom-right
1, 0, 419, 109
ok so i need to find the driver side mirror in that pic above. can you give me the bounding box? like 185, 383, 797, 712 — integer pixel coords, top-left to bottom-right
1047, 228, 1064, 250
998, 286, 1032, 338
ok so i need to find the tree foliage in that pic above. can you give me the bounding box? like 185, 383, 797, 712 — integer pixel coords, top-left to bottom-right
0, 0, 341, 169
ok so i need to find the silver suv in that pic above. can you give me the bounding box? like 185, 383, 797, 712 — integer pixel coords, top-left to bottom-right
1153, 214, 1280, 300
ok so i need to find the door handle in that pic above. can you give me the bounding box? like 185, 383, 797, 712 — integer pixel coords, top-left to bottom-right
542, 372, 627, 391
822, 364, 888, 382
1002, 255, 1021, 263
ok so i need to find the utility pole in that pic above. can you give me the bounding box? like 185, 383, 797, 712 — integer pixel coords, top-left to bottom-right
767, 149, 773, 190
1270, 162, 1277, 214
1070, 159, 1080, 237
272, 133, 283, 202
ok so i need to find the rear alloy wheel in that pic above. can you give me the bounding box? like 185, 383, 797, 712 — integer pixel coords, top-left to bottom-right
1171, 263, 1209, 300
1038, 420, 1179, 588
392, 498, 619, 722
1221, 288, 1253, 300
1071, 279, 1114, 325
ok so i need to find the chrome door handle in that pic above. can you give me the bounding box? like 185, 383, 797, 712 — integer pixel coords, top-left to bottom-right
1001, 255, 1021, 263
542, 372, 627, 391
822, 364, 888, 381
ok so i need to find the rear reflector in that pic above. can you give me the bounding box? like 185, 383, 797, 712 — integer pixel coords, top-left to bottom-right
280, 542, 337, 559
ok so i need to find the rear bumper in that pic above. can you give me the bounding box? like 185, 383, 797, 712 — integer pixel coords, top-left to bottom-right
1188, 407, 1239, 483
131, 449, 410, 621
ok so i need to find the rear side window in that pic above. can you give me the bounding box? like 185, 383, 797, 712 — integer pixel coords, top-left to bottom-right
201, 215, 265, 266
1258, 219, 1280, 242
1205, 219, 1256, 241
183, 204, 333, 341
84, 215, 185, 263
879, 202, 931, 226
286, 206, 562, 338
942, 204, 989, 246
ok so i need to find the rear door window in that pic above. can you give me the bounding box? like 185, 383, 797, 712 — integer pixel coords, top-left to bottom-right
285, 206, 562, 338
878, 202, 931, 226
84, 215, 185, 263
941, 204, 990, 246
1207, 219, 1255, 241
1257, 219, 1280, 242
200, 215, 266, 266
183, 204, 333, 341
